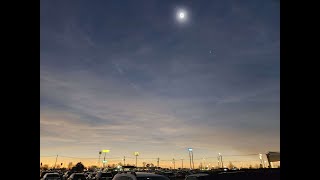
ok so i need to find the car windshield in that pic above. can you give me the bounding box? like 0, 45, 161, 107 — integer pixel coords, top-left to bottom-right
165, 173, 174, 176
46, 173, 60, 177
101, 173, 113, 177
40, 171, 50, 177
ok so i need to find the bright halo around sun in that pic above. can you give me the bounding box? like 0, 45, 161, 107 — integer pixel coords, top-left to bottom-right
179, 12, 185, 19
176, 9, 187, 23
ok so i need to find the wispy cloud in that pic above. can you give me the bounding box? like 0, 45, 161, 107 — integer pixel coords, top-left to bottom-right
41, 0, 279, 161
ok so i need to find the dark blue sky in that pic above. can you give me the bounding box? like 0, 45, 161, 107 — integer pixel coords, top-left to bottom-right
41, 0, 279, 166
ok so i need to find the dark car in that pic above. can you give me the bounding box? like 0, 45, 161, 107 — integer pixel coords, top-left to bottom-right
163, 172, 176, 180
87, 172, 97, 180
175, 172, 187, 179
112, 172, 170, 180
96, 171, 114, 180
63, 171, 73, 180
184, 173, 210, 180
41, 171, 53, 179
136, 172, 171, 180
41, 172, 61, 180
67, 173, 87, 180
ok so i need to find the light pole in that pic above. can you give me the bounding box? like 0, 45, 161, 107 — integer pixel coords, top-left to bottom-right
98, 151, 102, 168
188, 148, 192, 169
54, 155, 58, 170
157, 157, 159, 168
172, 158, 175, 169
134, 152, 139, 167
102, 149, 110, 168
259, 154, 263, 168
181, 158, 183, 169
218, 153, 223, 168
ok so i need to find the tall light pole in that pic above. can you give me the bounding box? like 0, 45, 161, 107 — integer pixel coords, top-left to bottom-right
181, 158, 183, 169
134, 152, 139, 167
123, 156, 126, 166
218, 153, 223, 168
172, 158, 175, 169
102, 149, 110, 168
188, 148, 192, 169
98, 151, 102, 168
191, 150, 194, 169
54, 155, 58, 169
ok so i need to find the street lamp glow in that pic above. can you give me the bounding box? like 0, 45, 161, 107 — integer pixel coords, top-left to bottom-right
134, 152, 139, 167
188, 148, 193, 152
102, 149, 110, 153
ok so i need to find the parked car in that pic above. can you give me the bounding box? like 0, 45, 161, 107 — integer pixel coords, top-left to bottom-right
163, 172, 176, 180
136, 172, 170, 180
67, 173, 87, 180
63, 171, 73, 180
112, 172, 170, 180
41, 172, 61, 180
41, 171, 53, 179
96, 171, 114, 180
184, 173, 210, 180
87, 172, 97, 180
175, 172, 187, 179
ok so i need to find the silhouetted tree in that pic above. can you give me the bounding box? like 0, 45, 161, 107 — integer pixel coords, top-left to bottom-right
43, 164, 49, 170
89, 165, 98, 170
73, 162, 85, 172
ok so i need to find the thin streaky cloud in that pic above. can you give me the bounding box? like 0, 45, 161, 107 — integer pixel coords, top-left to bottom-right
41, 0, 279, 166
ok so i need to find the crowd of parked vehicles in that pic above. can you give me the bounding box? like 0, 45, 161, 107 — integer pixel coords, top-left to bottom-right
40, 166, 280, 180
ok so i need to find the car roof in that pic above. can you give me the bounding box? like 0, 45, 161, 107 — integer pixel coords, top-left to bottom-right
136, 172, 164, 177
44, 172, 60, 175
113, 173, 137, 180
72, 173, 85, 175
187, 173, 209, 177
